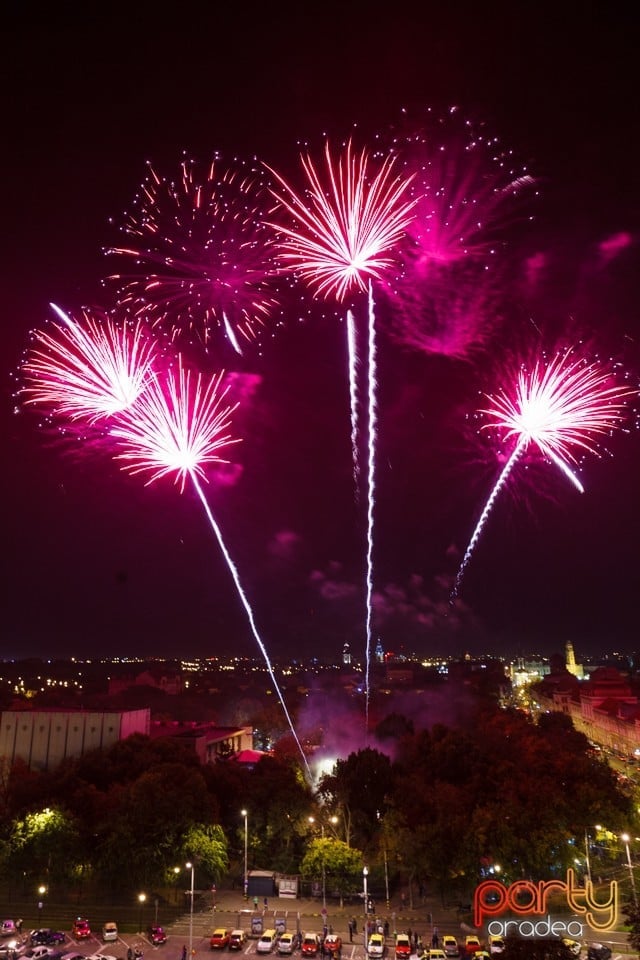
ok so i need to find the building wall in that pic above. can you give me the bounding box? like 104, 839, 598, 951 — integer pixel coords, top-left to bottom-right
0, 709, 150, 772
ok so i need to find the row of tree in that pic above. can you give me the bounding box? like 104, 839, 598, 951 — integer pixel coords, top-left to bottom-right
0, 702, 635, 904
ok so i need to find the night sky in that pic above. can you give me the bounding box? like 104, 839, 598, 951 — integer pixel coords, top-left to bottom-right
3, 4, 640, 662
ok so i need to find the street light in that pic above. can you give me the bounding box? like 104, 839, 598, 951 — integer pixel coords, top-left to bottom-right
621, 834, 638, 908
308, 815, 338, 914
363, 866, 369, 940
186, 861, 195, 958
37, 885, 46, 926
137, 893, 146, 934
241, 810, 248, 900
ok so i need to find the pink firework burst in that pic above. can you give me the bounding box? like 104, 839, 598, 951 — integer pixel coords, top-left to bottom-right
384, 106, 538, 360
481, 348, 634, 473
110, 358, 239, 492
21, 302, 158, 423
451, 345, 637, 598
391, 106, 537, 267
265, 138, 417, 301
104, 155, 282, 352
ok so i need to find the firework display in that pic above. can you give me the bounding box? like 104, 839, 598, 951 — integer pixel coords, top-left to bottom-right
110, 358, 311, 776
451, 347, 636, 599
18, 108, 639, 764
266, 138, 417, 726
105, 156, 282, 352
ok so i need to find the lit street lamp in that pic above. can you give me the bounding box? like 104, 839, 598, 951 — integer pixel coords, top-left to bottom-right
137, 893, 146, 934
363, 866, 369, 940
37, 885, 46, 926
621, 833, 638, 908
308, 815, 338, 914
241, 810, 248, 900
186, 861, 195, 958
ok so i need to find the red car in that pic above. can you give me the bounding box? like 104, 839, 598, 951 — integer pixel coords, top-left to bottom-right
210, 929, 231, 950
301, 935, 320, 957
396, 936, 412, 960
72, 919, 91, 940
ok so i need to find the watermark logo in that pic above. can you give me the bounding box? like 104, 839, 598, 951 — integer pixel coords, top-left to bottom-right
474, 869, 618, 934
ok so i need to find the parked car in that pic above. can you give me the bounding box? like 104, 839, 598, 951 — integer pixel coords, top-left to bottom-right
301, 935, 320, 958
229, 932, 246, 952
587, 946, 611, 960
210, 930, 231, 951
22, 949, 57, 960
428, 950, 447, 960
395, 936, 412, 960
71, 921, 90, 942
30, 935, 65, 948
101, 925, 117, 944
368, 935, 386, 959
442, 937, 459, 958
1, 927, 17, 942
464, 938, 482, 957
147, 928, 166, 947
277, 934, 294, 956
324, 935, 342, 959
257, 931, 278, 955
488, 939, 504, 957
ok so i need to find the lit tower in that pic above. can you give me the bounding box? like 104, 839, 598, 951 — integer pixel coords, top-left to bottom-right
343, 642, 351, 666
375, 638, 384, 664
565, 640, 584, 679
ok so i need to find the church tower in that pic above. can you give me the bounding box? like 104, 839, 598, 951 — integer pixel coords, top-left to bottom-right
566, 640, 584, 679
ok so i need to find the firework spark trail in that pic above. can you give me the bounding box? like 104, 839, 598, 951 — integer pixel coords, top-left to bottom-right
110, 359, 312, 777
364, 283, 377, 729
21, 303, 157, 422
266, 140, 416, 727
451, 347, 636, 600
450, 435, 526, 600
346, 309, 360, 498
104, 156, 282, 351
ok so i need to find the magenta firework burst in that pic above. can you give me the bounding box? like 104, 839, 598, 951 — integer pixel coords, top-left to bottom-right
385, 106, 538, 360
105, 156, 282, 352
110, 358, 239, 491
451, 345, 637, 598
265, 139, 417, 301
21, 302, 158, 423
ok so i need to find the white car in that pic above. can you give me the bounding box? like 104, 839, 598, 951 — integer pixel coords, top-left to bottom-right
368, 935, 386, 959
257, 932, 278, 955
23, 950, 56, 960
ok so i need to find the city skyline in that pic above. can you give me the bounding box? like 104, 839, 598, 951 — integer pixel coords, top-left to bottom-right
3, 5, 640, 662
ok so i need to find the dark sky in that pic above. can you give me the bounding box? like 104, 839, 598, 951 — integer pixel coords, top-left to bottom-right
3, 3, 640, 662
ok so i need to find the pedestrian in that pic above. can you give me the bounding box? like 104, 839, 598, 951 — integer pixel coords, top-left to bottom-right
432, 928, 439, 949
127, 948, 133, 960
181, 947, 187, 960
352, 919, 357, 935
264, 897, 268, 910
384, 921, 389, 939
16, 921, 22, 936
253, 896, 259, 910
413, 932, 419, 950
348, 921, 353, 944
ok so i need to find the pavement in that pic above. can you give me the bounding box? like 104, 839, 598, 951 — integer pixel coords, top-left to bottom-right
167, 888, 469, 946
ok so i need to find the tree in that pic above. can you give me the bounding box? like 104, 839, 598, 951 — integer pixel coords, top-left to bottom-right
300, 837, 364, 906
